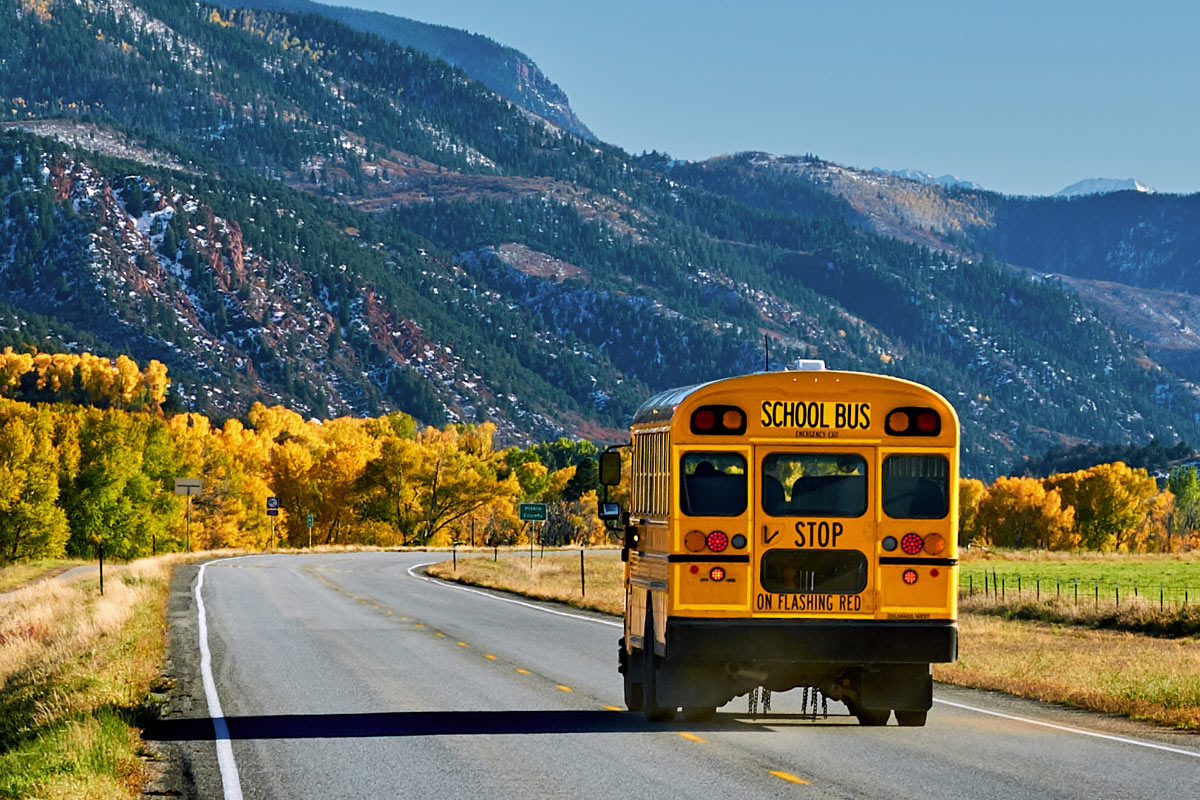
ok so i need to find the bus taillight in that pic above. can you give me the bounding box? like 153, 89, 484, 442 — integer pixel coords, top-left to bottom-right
886, 407, 941, 436
709, 567, 726, 582
902, 569, 919, 585
706, 531, 729, 552
685, 530, 707, 552
923, 533, 946, 555
900, 533, 924, 555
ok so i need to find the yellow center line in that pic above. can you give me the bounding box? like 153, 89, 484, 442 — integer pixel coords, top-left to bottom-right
769, 770, 810, 785
556, 685, 573, 693
435, 632, 446, 638
678, 732, 707, 743
413, 623, 424, 628
485, 654, 497, 660
516, 668, 530, 675
602, 705, 623, 712
457, 641, 468, 647
386, 611, 393, 615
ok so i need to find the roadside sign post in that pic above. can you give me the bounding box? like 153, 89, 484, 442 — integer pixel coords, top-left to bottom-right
267, 496, 280, 550
518, 504, 546, 568
174, 478, 203, 553
307, 513, 314, 549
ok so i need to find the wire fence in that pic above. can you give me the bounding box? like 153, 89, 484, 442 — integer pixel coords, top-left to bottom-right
958, 570, 1197, 611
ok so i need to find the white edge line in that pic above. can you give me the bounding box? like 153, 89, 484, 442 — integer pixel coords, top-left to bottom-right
408, 559, 1199, 759
196, 558, 245, 800
932, 698, 1200, 759
407, 560, 622, 628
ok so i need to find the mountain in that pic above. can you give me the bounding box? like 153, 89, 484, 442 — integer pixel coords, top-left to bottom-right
676, 151, 1200, 385
871, 167, 983, 192
1054, 178, 1155, 198
213, 0, 595, 141
2, 0, 1199, 479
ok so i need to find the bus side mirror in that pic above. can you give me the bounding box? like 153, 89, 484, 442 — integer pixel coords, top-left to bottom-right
598, 502, 621, 521
599, 451, 622, 486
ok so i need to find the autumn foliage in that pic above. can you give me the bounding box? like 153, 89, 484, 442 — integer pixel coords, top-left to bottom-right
0, 353, 608, 564
962, 462, 1199, 553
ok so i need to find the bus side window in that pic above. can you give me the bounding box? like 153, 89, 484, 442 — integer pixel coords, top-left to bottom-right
680, 453, 747, 516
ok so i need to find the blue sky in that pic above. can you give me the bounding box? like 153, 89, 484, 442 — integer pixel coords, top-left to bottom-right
355, 1, 1199, 196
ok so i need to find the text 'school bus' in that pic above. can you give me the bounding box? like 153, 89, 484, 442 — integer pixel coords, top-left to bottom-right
597, 363, 959, 726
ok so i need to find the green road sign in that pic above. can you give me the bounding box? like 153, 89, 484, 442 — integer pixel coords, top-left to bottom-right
518, 503, 548, 521
307, 513, 314, 527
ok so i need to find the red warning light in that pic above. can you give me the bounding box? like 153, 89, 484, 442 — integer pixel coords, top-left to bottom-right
709, 567, 726, 582
902, 569, 919, 585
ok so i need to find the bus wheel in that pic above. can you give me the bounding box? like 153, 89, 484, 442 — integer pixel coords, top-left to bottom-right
643, 609, 676, 722
894, 710, 927, 727
856, 709, 891, 726
682, 706, 716, 722
623, 645, 644, 712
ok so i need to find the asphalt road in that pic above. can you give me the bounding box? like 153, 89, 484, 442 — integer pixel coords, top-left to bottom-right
152, 552, 1200, 799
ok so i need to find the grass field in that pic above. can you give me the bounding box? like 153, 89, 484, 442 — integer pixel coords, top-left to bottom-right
0, 552, 230, 799
958, 549, 1200, 607
431, 551, 1200, 729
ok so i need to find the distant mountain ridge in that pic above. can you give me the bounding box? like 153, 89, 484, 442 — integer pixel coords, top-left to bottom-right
214, 0, 596, 140
870, 167, 983, 191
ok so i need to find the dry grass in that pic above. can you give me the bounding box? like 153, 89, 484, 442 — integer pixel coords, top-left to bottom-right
427, 552, 625, 615
429, 553, 1200, 730
935, 614, 1200, 729
0, 550, 231, 798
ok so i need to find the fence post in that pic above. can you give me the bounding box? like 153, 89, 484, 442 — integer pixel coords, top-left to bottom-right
969, 574, 973, 597
1160, 584, 1164, 611
1116, 582, 1120, 607
1133, 581, 1138, 599
984, 571, 989, 597
1017, 574, 1022, 596
1057, 577, 1061, 600
1094, 580, 1098, 609
1036, 577, 1040, 601
580, 548, 586, 597
1073, 578, 1078, 606
1002, 575, 1006, 600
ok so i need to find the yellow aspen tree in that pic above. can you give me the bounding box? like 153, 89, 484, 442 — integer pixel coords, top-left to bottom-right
143, 359, 170, 409
0, 347, 34, 396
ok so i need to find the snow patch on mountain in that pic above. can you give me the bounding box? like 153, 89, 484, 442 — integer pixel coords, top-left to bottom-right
1054, 178, 1156, 198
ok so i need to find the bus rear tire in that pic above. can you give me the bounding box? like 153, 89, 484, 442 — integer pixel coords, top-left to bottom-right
895, 710, 927, 727
643, 608, 676, 722
856, 708, 891, 726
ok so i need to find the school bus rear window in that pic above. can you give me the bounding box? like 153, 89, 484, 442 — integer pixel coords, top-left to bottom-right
882, 454, 950, 519
760, 549, 868, 594
680, 452, 747, 516
761, 453, 867, 517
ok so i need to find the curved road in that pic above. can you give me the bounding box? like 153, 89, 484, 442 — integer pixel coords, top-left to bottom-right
152, 552, 1200, 799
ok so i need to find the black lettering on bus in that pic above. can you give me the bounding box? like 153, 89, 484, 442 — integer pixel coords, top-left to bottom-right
793, 521, 844, 548
756, 593, 772, 611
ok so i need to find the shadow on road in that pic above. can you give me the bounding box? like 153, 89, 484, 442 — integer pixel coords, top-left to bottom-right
144, 709, 794, 740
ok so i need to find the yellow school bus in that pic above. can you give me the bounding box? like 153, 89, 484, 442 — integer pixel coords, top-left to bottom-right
598, 363, 958, 725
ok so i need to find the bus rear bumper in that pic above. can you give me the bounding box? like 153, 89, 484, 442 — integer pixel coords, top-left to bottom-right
666, 617, 958, 665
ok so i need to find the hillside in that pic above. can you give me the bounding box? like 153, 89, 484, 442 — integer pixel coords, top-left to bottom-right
2, 0, 1199, 477
213, 0, 595, 140
684, 153, 1200, 383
